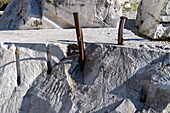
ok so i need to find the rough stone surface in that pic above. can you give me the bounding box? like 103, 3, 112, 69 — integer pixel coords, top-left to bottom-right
113, 99, 136, 113
136, 0, 170, 39
0, 44, 17, 112
162, 103, 170, 113
0, 43, 48, 113
126, 52, 170, 112
0, 28, 169, 112
0, 28, 169, 47
0, 0, 122, 29
146, 84, 170, 112
16, 44, 168, 113
44, 0, 122, 28
0, 41, 169, 113
0, 0, 44, 30
140, 54, 170, 111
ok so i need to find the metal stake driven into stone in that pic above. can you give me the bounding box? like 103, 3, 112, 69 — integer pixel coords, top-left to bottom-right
73, 12, 85, 71
118, 16, 128, 45
46, 44, 52, 74
15, 47, 21, 85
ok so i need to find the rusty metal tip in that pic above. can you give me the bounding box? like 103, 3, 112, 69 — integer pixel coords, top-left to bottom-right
73, 12, 78, 15
16, 47, 19, 50
120, 16, 128, 20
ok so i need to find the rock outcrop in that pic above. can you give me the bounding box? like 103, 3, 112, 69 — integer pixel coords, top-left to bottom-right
44, 0, 121, 28
0, 40, 169, 113
136, 0, 170, 39
0, 43, 47, 113
0, 0, 122, 30
127, 53, 170, 112
0, 0, 45, 30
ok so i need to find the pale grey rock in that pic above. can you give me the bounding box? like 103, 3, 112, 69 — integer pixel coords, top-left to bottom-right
146, 84, 170, 112
127, 53, 170, 112
41, 16, 61, 29
0, 28, 169, 113
142, 54, 170, 111
0, 44, 17, 112
163, 1, 170, 16
162, 103, 170, 113
0, 11, 3, 16
50, 44, 67, 64
136, 0, 170, 39
141, 108, 158, 113
17, 44, 47, 86
43, 0, 122, 28
113, 99, 136, 113
0, 43, 166, 113
0, 0, 44, 30
0, 0, 122, 29
0, 28, 146, 44
160, 16, 170, 22
0, 43, 48, 113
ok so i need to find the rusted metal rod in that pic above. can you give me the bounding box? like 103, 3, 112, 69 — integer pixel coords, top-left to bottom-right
46, 44, 52, 74
15, 47, 21, 85
118, 16, 128, 45
73, 12, 82, 42
73, 12, 85, 71
78, 29, 85, 71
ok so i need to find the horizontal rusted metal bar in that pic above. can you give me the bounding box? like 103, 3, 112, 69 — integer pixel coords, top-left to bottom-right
118, 16, 128, 45
73, 12, 85, 71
